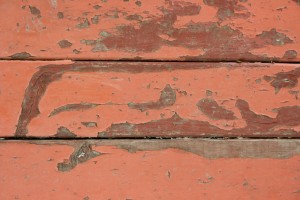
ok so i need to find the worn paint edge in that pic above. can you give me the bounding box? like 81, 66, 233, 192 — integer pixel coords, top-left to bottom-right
1, 139, 299, 159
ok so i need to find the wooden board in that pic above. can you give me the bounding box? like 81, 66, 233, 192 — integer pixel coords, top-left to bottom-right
1, 0, 300, 61
0, 139, 299, 199
0, 61, 299, 138
1, 1, 299, 199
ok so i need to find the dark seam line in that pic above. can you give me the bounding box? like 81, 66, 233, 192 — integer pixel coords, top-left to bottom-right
1, 136, 300, 141
1, 58, 300, 64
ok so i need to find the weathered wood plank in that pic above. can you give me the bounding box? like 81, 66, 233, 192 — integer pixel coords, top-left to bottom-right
0, 61, 299, 138
0, 139, 299, 199
0, 0, 299, 61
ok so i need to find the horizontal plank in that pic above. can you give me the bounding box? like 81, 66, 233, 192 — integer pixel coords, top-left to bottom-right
0, 139, 299, 199
0, 0, 299, 61
0, 61, 299, 138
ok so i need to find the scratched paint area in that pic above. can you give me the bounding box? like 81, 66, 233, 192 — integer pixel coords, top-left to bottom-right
0, 61, 299, 138
0, 139, 299, 200
0, 0, 299, 61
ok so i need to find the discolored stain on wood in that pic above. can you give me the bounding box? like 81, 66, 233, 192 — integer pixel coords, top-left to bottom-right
57, 142, 100, 172
73, 49, 81, 54
81, 122, 98, 128
293, 0, 300, 6
93, 5, 101, 10
256, 29, 293, 46
135, 1, 142, 7
283, 50, 298, 59
165, 1, 201, 16
54, 126, 77, 138
76, 18, 90, 29
98, 113, 225, 137
57, 12, 64, 19
49, 103, 100, 117
91, 15, 100, 24
9, 52, 32, 59
29, 6, 41, 18
274, 106, 300, 126
206, 90, 213, 96
126, 14, 143, 21
128, 84, 176, 112
269, 67, 300, 93
58, 40, 72, 48
203, 0, 250, 20
197, 98, 236, 120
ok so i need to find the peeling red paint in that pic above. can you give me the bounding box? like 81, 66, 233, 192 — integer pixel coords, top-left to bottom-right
1, 1, 299, 199
197, 98, 236, 120
54, 126, 77, 138
0, 140, 300, 199
0, 0, 299, 61
0, 61, 298, 138
128, 84, 176, 111
57, 142, 100, 172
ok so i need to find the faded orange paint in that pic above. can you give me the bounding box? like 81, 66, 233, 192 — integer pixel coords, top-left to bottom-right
0, 61, 299, 137
0, 0, 299, 61
0, 140, 300, 200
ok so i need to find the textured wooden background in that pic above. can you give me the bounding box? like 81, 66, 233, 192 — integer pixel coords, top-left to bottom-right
1, 0, 300, 61
0, 0, 299, 199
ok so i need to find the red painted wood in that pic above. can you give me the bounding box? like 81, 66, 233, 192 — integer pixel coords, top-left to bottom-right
0, 0, 299, 61
0, 61, 299, 138
0, 139, 299, 200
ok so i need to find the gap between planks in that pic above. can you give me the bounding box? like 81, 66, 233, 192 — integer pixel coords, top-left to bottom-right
1, 136, 300, 141
1, 58, 300, 64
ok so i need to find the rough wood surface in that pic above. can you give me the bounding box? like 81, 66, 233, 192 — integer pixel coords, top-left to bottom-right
0, 61, 299, 138
0, 0, 299, 61
0, 139, 299, 199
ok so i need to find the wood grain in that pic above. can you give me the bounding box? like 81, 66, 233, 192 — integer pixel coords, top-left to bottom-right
0, 139, 299, 200
0, 0, 299, 61
0, 61, 299, 138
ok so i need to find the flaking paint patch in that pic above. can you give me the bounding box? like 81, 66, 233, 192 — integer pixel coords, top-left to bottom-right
99, 99, 300, 137
57, 12, 64, 19
29, 6, 41, 18
91, 15, 100, 24
9, 52, 32, 59
58, 40, 72, 48
128, 84, 176, 111
49, 103, 100, 117
14, 62, 300, 137
293, 0, 300, 6
57, 142, 100, 172
203, 0, 250, 20
1, 0, 300, 61
76, 18, 90, 29
54, 126, 76, 138
256, 29, 293, 46
283, 50, 298, 59
79, 4, 294, 60
268, 67, 300, 93
81, 122, 98, 128
197, 98, 236, 120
